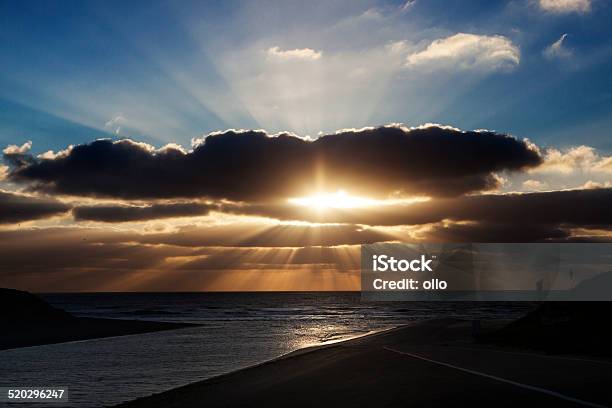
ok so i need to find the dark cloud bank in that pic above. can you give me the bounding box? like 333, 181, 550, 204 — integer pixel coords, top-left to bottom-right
1, 125, 610, 243
0, 191, 69, 223
73, 203, 215, 222
3, 126, 541, 200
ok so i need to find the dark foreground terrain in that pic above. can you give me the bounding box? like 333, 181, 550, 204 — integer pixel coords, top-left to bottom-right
117, 317, 612, 408
0, 288, 195, 350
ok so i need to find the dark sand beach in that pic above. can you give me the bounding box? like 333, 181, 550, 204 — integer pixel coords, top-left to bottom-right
0, 288, 196, 350
117, 318, 612, 408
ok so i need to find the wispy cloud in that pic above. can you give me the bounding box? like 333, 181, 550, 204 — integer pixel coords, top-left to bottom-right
543, 33, 572, 59
405, 33, 520, 72
266, 46, 322, 61
359, 8, 384, 19
538, 0, 591, 13
399, 0, 417, 13
104, 114, 127, 134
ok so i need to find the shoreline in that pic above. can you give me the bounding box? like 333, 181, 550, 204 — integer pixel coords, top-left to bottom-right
112, 323, 410, 407
156, 324, 405, 391
245, 324, 406, 366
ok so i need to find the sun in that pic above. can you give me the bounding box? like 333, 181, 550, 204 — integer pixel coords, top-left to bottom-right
288, 190, 377, 210
288, 191, 432, 211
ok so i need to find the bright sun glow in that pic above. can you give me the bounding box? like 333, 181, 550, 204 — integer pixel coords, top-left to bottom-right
288, 191, 431, 210
288, 191, 377, 209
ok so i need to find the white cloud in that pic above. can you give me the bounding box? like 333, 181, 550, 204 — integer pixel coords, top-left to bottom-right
538, 0, 591, 13
533, 145, 612, 174
2, 141, 32, 155
503, 144, 612, 193
543, 33, 572, 59
405, 33, 520, 72
37, 146, 74, 160
522, 179, 548, 190
266, 46, 322, 61
104, 115, 127, 135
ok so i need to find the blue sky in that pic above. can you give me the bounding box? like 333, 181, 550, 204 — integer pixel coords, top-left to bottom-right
1, 0, 612, 154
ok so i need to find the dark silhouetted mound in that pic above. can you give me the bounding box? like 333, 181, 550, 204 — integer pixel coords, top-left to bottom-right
0, 288, 196, 350
0, 288, 74, 323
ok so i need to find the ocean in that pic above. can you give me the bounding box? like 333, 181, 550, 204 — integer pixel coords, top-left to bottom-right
0, 292, 532, 407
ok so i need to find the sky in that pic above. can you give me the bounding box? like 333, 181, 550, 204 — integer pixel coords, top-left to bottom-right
1, 0, 611, 292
